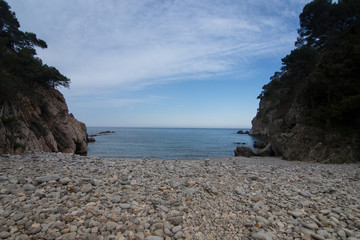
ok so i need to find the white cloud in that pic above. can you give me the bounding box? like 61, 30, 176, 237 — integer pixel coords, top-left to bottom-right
9, 0, 311, 96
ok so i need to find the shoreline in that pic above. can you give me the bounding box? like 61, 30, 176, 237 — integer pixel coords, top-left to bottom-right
0, 152, 359, 239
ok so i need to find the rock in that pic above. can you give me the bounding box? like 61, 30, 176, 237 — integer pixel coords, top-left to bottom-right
251, 231, 273, 240
290, 211, 303, 218
144, 236, 164, 240
311, 233, 325, 240
104, 221, 118, 231
167, 216, 183, 226
256, 143, 274, 156
13, 212, 25, 221
234, 146, 256, 157
34, 174, 61, 183
88, 137, 96, 142
253, 141, 267, 149
24, 183, 36, 191
60, 177, 71, 185
0, 176, 8, 182
203, 183, 219, 195
80, 183, 93, 193
110, 195, 121, 203
0, 232, 10, 239
0, 81, 88, 155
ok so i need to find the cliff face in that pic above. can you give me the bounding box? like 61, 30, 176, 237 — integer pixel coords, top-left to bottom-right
0, 82, 88, 155
250, 94, 359, 163
249, 0, 360, 163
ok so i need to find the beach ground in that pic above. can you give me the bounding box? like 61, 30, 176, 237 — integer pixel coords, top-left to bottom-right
0, 152, 359, 239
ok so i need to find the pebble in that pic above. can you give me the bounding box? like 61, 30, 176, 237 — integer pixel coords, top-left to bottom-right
0, 152, 359, 239
290, 211, 303, 218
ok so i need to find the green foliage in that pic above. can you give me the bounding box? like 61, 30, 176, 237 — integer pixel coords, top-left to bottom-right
259, 0, 360, 138
0, 0, 70, 91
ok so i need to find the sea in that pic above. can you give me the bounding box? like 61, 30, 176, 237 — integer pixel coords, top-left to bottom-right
87, 127, 262, 159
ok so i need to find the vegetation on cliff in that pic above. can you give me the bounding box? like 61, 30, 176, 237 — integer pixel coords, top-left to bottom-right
0, 0, 70, 100
253, 0, 360, 162
0, 0, 87, 154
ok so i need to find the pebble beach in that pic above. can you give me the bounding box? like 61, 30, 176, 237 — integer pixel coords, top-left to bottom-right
0, 152, 359, 240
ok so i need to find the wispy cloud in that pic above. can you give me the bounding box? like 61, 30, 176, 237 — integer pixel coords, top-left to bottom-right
9, 0, 310, 96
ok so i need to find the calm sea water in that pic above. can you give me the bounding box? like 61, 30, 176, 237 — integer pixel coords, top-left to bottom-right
87, 127, 261, 159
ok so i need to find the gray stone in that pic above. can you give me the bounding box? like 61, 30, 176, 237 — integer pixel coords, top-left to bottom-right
174, 231, 184, 239
104, 221, 117, 231
60, 177, 71, 185
311, 233, 325, 240
0, 232, 10, 239
119, 203, 131, 209
167, 216, 183, 226
13, 212, 25, 221
290, 211, 303, 218
172, 225, 182, 233
34, 174, 61, 183
24, 184, 36, 191
0, 176, 8, 182
144, 236, 164, 240
110, 195, 121, 203
251, 231, 273, 240
80, 183, 93, 193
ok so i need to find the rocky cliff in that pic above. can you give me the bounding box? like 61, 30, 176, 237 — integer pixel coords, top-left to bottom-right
0, 0, 88, 155
0, 82, 88, 155
250, 1, 360, 163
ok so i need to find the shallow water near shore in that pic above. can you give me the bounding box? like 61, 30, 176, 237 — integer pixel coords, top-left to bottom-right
87, 127, 261, 159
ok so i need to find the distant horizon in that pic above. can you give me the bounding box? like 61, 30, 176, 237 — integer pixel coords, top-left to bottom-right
86, 125, 251, 130
8, 0, 311, 128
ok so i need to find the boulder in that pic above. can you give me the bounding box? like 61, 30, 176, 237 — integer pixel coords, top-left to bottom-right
254, 141, 267, 149
234, 147, 256, 157
256, 143, 274, 156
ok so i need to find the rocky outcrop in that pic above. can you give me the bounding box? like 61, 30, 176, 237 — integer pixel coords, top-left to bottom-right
0, 83, 88, 155
250, 94, 359, 163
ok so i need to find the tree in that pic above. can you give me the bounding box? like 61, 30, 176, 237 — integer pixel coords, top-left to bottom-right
0, 0, 70, 88
0, 0, 47, 54
296, 0, 360, 49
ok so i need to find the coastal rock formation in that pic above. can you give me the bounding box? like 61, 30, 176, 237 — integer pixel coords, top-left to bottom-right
0, 82, 88, 154
249, 1, 360, 163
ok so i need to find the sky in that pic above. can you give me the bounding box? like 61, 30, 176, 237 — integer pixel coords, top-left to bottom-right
7, 0, 311, 128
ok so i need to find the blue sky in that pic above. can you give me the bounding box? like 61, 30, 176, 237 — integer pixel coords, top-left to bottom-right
8, 0, 311, 128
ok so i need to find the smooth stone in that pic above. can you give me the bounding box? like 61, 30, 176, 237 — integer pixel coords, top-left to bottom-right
299, 226, 315, 236
110, 195, 121, 203
174, 231, 184, 239
0, 176, 8, 182
251, 231, 273, 240
167, 216, 183, 226
290, 211, 303, 218
302, 222, 318, 230
13, 212, 25, 221
311, 233, 325, 240
172, 225, 182, 234
24, 184, 36, 191
0, 232, 11, 239
144, 236, 164, 240
80, 183, 93, 193
34, 174, 60, 183
337, 229, 346, 239
60, 177, 71, 185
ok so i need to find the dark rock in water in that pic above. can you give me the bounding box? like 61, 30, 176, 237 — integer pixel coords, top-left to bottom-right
98, 131, 115, 135
256, 143, 274, 156
234, 147, 256, 157
234, 142, 246, 145
237, 130, 249, 134
88, 137, 96, 143
254, 141, 267, 149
